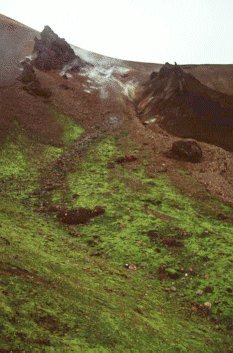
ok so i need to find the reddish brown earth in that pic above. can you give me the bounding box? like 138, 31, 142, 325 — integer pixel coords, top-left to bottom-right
0, 13, 233, 206
0, 262, 49, 285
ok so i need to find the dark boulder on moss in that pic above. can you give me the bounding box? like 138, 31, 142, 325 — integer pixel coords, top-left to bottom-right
32, 25, 76, 71
58, 206, 105, 225
171, 139, 203, 163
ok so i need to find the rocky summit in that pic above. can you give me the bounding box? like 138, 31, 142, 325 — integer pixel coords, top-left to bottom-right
33, 25, 79, 70
136, 63, 233, 150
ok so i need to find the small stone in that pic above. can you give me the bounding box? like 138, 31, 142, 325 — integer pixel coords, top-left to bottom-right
170, 286, 177, 292
204, 286, 213, 293
136, 240, 144, 246
196, 290, 204, 296
128, 264, 137, 271
204, 302, 212, 309
191, 305, 198, 313
189, 267, 197, 276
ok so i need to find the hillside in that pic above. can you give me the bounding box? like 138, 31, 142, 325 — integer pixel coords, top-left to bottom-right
0, 14, 233, 353
136, 63, 233, 150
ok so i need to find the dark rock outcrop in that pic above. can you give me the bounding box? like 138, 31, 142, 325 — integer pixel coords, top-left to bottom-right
171, 140, 203, 163
21, 59, 37, 83
150, 71, 158, 80
136, 63, 233, 151
20, 59, 52, 98
32, 26, 77, 71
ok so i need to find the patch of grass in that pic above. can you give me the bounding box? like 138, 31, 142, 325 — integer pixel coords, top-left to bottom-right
0, 196, 231, 353
0, 109, 83, 201
54, 138, 233, 329
1, 134, 233, 352
52, 110, 84, 146
0, 133, 63, 201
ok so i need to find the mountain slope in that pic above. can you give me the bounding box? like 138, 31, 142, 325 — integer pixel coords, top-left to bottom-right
0, 14, 233, 353
136, 63, 233, 150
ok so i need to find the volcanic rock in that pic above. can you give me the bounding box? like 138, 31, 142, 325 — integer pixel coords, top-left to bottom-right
20, 60, 52, 98
137, 63, 233, 151
171, 140, 203, 163
150, 71, 158, 80
32, 25, 77, 70
20, 60, 37, 83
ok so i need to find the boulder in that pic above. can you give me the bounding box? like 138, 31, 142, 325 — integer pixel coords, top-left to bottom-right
171, 140, 203, 163
32, 25, 77, 70
20, 60, 37, 83
20, 60, 52, 98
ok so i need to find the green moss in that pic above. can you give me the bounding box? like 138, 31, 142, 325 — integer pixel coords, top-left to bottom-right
53, 110, 84, 145
1, 134, 233, 352
55, 137, 233, 328
0, 138, 28, 179
0, 111, 83, 202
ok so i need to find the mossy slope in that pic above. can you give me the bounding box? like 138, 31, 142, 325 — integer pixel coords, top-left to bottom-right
0, 115, 232, 352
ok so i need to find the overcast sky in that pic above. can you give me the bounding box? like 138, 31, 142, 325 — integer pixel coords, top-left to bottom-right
0, 0, 232, 64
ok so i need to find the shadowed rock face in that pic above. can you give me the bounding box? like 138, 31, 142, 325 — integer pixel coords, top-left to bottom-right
32, 25, 77, 70
137, 63, 233, 151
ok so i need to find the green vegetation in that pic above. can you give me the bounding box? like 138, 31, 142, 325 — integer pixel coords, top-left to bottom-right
54, 110, 84, 146
0, 119, 232, 352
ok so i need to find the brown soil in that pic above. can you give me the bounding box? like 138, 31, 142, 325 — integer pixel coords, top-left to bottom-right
0, 262, 49, 285
0, 13, 233, 207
